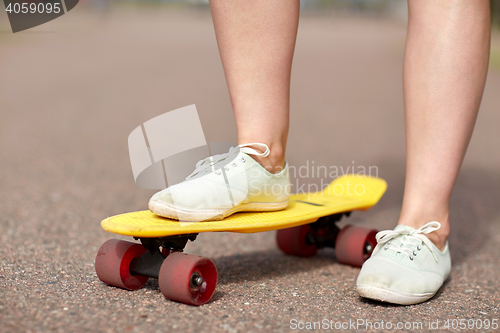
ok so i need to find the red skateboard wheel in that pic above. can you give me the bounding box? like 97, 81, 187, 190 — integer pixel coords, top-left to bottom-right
158, 252, 217, 306
335, 225, 377, 267
276, 225, 318, 257
95, 239, 149, 290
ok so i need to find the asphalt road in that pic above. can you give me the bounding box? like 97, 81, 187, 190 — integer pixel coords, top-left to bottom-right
1, 6, 499, 333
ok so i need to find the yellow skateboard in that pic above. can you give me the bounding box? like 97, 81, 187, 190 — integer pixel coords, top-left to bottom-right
95, 175, 387, 306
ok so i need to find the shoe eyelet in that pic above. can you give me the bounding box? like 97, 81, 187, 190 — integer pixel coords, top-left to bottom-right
224, 166, 229, 171
409, 256, 414, 261
215, 170, 221, 175
417, 245, 421, 251
241, 157, 246, 163
384, 246, 388, 250
387, 241, 391, 245
232, 162, 237, 167
413, 251, 417, 256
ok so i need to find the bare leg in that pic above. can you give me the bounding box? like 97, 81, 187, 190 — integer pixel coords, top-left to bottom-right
209, 0, 300, 173
399, 0, 491, 249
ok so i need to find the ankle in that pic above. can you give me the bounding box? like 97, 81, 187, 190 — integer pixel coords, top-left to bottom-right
240, 142, 285, 174
425, 230, 449, 252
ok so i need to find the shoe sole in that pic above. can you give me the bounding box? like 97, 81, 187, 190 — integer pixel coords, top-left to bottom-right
357, 285, 435, 305
149, 200, 289, 222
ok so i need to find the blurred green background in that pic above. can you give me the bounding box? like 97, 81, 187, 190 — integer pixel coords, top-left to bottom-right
94, 0, 500, 70
108, 0, 500, 28
1, 0, 499, 70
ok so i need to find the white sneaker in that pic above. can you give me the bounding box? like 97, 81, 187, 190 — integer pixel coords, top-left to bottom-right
356, 222, 451, 305
149, 143, 290, 222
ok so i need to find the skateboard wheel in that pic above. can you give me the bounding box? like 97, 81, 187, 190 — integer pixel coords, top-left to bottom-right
335, 225, 377, 267
276, 225, 318, 257
158, 252, 217, 306
95, 239, 149, 290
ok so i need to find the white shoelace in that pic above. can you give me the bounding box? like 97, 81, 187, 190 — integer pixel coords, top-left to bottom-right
372, 221, 441, 262
185, 143, 270, 180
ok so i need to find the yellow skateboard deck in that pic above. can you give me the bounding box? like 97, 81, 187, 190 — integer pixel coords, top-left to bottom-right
101, 175, 387, 238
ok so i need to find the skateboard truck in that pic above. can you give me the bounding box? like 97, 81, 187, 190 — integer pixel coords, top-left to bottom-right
276, 212, 377, 267
135, 233, 198, 252
305, 212, 373, 255
129, 234, 198, 279
306, 212, 348, 248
